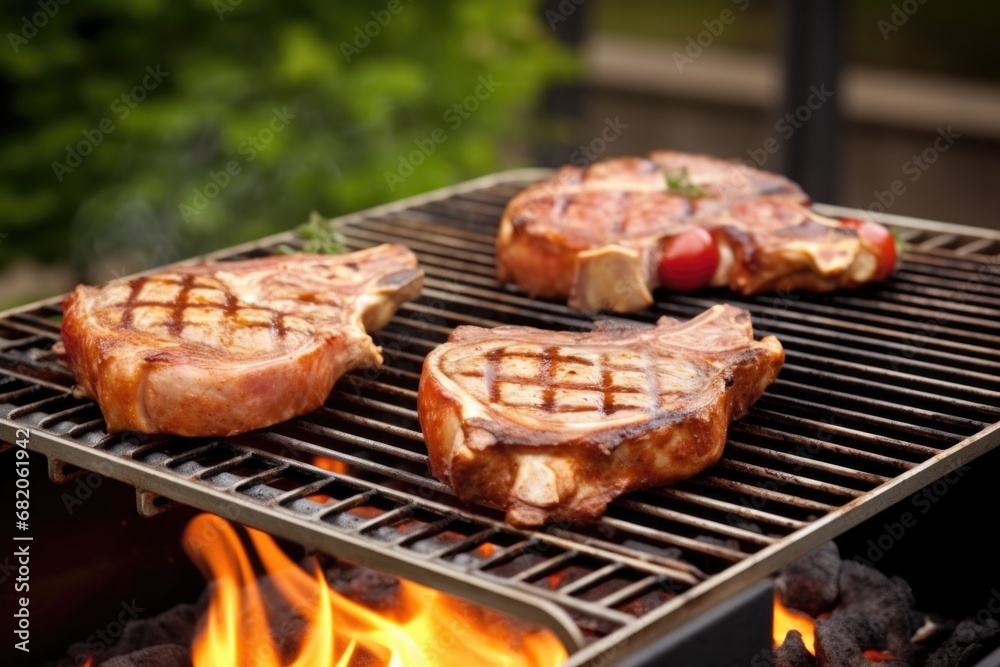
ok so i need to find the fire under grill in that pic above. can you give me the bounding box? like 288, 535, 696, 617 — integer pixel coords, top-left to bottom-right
2, 171, 1000, 665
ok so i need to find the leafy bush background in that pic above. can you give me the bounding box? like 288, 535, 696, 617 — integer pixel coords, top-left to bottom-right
0, 0, 575, 279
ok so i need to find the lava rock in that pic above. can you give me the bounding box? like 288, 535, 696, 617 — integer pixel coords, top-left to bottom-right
775, 629, 816, 667
776, 542, 842, 617
924, 618, 1000, 667
100, 645, 191, 667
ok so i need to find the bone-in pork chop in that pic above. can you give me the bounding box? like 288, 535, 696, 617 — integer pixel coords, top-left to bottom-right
496, 151, 897, 312
417, 304, 783, 526
61, 244, 422, 437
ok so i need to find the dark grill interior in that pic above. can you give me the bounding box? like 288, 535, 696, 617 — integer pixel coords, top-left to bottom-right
1, 173, 999, 665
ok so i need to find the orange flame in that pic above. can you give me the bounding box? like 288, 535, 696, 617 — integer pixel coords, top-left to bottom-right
182, 514, 567, 667
772, 592, 816, 655
313, 455, 348, 475
81, 655, 95, 667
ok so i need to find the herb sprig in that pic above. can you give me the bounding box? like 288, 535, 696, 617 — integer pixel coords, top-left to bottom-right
665, 167, 707, 198
276, 211, 346, 255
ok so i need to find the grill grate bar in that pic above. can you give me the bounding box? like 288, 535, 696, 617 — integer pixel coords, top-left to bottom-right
725, 441, 888, 487
66, 418, 106, 438
659, 292, 1000, 352
594, 576, 662, 609
770, 378, 988, 433
389, 517, 457, 548
0, 384, 44, 405
782, 350, 1000, 404
271, 478, 337, 507
714, 459, 862, 499
586, 518, 747, 563
758, 393, 965, 444
650, 488, 806, 532
254, 428, 441, 490
614, 500, 778, 546
425, 527, 500, 560
285, 420, 429, 465
0, 334, 48, 352
747, 408, 942, 458
352, 504, 416, 534
778, 364, 1000, 419
690, 476, 838, 514
232, 464, 294, 494
193, 452, 255, 482
3, 315, 61, 339
332, 383, 419, 407
316, 491, 378, 519
7, 392, 74, 420
555, 564, 626, 596
36, 403, 96, 429
892, 270, 1000, 300
504, 581, 638, 626
509, 551, 578, 583
316, 408, 424, 443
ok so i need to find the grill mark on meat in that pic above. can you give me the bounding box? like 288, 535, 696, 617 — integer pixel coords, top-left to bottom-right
118, 277, 150, 330
601, 368, 615, 416
62, 244, 423, 437
166, 274, 196, 336
541, 346, 557, 412
485, 347, 502, 404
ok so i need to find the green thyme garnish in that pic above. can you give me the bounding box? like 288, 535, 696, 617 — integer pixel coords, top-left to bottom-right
665, 167, 707, 198
276, 211, 346, 255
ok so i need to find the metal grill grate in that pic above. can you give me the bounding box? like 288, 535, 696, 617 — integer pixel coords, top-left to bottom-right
2, 171, 1000, 665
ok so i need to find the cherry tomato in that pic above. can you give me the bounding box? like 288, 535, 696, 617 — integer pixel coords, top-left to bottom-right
842, 217, 897, 280
657, 227, 719, 292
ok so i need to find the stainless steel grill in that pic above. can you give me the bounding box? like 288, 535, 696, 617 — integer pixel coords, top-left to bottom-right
2, 171, 999, 665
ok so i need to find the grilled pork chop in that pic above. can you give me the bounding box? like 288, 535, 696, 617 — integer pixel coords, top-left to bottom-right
497, 151, 896, 312
61, 244, 422, 437
418, 304, 783, 526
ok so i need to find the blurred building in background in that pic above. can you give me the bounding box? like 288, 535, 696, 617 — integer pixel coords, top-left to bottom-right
1, 0, 997, 307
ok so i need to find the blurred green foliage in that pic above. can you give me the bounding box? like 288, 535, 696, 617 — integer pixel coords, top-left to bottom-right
0, 0, 575, 278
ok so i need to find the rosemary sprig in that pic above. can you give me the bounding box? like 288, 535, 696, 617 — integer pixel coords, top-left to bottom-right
276, 211, 346, 255
665, 167, 707, 198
